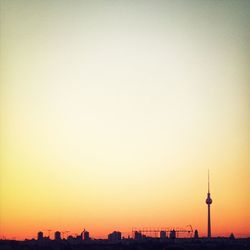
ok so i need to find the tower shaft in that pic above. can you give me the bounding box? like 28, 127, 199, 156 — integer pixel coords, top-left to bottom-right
207, 204, 211, 238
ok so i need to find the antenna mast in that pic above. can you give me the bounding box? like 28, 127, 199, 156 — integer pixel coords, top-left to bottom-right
208, 170, 210, 193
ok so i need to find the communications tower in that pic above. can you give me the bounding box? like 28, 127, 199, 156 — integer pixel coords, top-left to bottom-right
205, 170, 212, 238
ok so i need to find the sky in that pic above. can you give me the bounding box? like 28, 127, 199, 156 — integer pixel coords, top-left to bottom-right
0, 0, 249, 240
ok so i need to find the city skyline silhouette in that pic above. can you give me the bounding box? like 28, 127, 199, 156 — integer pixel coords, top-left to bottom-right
27, 171, 209, 240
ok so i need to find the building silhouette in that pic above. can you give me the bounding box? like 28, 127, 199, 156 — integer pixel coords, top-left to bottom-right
134, 231, 143, 240
83, 230, 90, 241
169, 230, 176, 239
54, 231, 61, 240
160, 230, 166, 239
108, 231, 122, 241
194, 229, 199, 239
37, 231, 43, 240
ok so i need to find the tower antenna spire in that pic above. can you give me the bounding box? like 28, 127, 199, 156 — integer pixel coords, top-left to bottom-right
208, 169, 210, 193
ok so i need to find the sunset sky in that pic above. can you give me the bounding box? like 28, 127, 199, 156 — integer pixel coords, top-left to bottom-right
0, 0, 249, 240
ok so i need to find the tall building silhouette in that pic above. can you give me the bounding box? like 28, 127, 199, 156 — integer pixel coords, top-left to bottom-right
160, 230, 166, 239
54, 231, 61, 240
37, 231, 43, 240
205, 170, 212, 238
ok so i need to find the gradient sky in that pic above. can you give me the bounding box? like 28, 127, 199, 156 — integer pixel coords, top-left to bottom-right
0, 0, 249, 240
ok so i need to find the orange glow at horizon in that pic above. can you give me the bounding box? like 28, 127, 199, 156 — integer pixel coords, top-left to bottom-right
0, 0, 249, 240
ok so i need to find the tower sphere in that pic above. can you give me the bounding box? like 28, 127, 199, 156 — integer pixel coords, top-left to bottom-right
206, 192, 212, 204
206, 196, 212, 204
